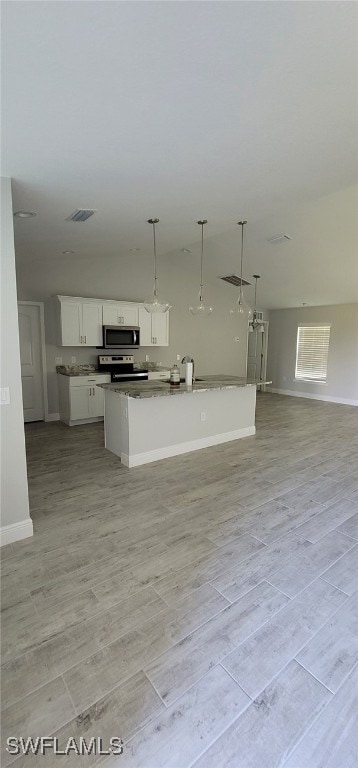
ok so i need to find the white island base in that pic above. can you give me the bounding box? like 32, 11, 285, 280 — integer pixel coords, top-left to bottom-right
103, 384, 257, 468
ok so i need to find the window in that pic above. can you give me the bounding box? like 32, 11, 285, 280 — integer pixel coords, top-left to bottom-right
295, 325, 331, 382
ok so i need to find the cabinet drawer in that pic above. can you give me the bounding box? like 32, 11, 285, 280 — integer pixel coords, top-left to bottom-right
69, 375, 110, 387
148, 371, 170, 381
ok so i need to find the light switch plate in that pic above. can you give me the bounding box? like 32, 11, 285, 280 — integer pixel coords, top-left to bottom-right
176, 354, 181, 361
55, 357, 62, 365
0, 387, 10, 405
145, 355, 150, 362
234, 337, 240, 342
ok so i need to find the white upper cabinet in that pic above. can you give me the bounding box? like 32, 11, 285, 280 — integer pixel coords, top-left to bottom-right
102, 302, 139, 327
57, 297, 102, 346
56, 296, 169, 347
60, 300, 82, 346
138, 306, 169, 347
82, 302, 103, 346
138, 307, 152, 346
151, 312, 169, 346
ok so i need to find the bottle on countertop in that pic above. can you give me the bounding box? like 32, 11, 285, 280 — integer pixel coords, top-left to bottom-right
169, 365, 180, 386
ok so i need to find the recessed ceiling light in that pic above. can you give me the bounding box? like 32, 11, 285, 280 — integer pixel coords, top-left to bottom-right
14, 211, 36, 218
182, 248, 192, 253
129, 248, 141, 252
62, 250, 75, 255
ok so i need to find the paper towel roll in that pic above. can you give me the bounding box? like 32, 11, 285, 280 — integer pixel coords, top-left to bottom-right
185, 362, 193, 386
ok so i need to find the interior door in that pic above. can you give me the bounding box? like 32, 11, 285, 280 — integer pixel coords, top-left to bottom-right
247, 325, 267, 389
82, 302, 103, 346
18, 303, 44, 422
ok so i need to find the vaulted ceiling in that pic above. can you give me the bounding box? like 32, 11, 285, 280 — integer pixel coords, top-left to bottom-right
2, 1, 358, 307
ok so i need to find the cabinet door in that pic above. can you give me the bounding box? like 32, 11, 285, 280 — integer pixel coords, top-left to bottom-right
60, 301, 82, 346
90, 385, 105, 417
70, 387, 91, 420
120, 304, 139, 326
151, 312, 169, 346
103, 303, 139, 326
102, 303, 122, 326
138, 306, 153, 346
82, 302, 103, 346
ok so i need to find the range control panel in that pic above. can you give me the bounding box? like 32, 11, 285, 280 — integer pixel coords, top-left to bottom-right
98, 355, 133, 365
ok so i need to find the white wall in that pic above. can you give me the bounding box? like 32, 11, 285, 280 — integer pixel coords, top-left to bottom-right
0, 178, 32, 544
267, 304, 358, 405
18, 258, 258, 416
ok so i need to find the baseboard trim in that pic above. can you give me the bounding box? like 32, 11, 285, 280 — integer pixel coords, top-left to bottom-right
120, 426, 256, 468
0, 518, 33, 547
266, 387, 358, 407
45, 412, 60, 422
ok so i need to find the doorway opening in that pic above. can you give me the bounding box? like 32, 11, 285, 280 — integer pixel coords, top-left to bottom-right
246, 321, 269, 391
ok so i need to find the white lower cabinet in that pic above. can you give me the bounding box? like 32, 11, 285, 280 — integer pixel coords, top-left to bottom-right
58, 374, 110, 426
138, 307, 169, 347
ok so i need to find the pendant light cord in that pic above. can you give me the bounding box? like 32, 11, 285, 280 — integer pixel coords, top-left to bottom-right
148, 218, 160, 297
197, 219, 207, 303
239, 221, 246, 301
153, 221, 157, 296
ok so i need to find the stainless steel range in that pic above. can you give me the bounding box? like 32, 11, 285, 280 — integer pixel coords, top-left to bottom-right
98, 355, 148, 383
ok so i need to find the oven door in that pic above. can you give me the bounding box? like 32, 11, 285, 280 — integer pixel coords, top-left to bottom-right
103, 326, 140, 349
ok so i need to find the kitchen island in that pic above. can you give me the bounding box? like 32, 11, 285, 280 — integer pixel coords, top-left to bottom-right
98, 376, 270, 467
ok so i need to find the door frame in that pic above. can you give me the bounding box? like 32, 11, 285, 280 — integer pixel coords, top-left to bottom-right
246, 320, 269, 392
17, 301, 50, 421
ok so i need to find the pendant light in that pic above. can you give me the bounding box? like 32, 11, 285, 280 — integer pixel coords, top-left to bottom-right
144, 218, 171, 313
249, 275, 265, 332
230, 220, 253, 321
189, 219, 213, 316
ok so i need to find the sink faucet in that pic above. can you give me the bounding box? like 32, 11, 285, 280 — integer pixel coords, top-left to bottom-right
181, 356, 195, 384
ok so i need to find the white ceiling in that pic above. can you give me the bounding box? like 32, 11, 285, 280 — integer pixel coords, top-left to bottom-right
2, 1, 358, 308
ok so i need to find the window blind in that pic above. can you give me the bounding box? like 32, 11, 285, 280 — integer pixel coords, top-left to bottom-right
295, 325, 331, 382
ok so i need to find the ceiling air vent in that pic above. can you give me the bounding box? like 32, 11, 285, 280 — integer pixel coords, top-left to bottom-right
219, 275, 251, 287
66, 209, 97, 222
267, 233, 293, 243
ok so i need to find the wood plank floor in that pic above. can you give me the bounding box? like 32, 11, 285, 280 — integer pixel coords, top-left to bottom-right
1, 393, 358, 767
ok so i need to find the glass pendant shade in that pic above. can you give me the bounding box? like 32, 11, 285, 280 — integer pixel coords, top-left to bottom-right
230, 290, 253, 320
230, 220, 252, 321
189, 219, 213, 316
189, 296, 213, 316
144, 218, 171, 313
143, 291, 171, 314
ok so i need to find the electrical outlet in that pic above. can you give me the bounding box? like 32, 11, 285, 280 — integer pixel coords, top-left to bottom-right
71, 356, 76, 364
176, 354, 181, 361
145, 354, 150, 362
55, 357, 62, 365
200, 411, 206, 422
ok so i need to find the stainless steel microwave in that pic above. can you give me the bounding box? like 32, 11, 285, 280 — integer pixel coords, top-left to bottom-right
102, 326, 140, 349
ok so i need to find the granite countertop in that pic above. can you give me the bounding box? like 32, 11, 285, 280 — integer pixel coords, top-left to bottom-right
56, 365, 100, 376
98, 375, 272, 399
56, 363, 170, 376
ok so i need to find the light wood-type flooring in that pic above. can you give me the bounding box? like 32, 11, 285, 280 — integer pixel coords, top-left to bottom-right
1, 393, 358, 767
